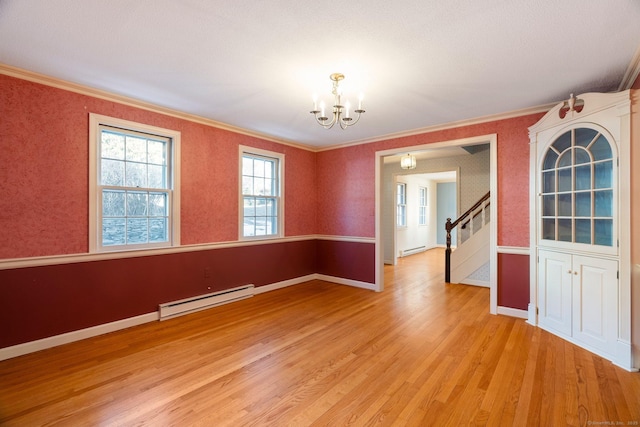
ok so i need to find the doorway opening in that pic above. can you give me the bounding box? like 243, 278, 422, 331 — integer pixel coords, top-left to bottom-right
374, 134, 498, 314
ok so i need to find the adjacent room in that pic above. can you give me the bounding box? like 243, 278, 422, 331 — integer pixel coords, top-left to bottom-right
1, 1, 639, 425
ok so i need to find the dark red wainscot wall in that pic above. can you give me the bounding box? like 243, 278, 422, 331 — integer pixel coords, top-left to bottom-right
497, 252, 530, 310
0, 240, 317, 348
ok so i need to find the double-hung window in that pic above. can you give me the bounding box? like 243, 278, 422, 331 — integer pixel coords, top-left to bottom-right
397, 182, 407, 227
240, 146, 283, 239
419, 187, 427, 226
89, 114, 180, 252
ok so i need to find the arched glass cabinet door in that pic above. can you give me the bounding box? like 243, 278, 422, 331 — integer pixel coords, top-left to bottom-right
539, 127, 616, 251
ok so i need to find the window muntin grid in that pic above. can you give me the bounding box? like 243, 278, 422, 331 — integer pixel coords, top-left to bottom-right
418, 187, 427, 226
540, 128, 614, 247
397, 183, 407, 227
98, 126, 172, 248
242, 152, 280, 237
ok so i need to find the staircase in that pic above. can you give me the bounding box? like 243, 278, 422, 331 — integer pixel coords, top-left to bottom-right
445, 192, 490, 286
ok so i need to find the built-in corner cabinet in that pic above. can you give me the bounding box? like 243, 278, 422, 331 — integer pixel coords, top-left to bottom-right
529, 92, 636, 371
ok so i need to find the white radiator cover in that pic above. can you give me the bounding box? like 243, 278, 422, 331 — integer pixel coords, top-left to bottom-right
400, 246, 426, 257
159, 284, 254, 320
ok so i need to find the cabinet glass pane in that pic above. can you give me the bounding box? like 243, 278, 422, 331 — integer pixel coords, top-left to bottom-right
575, 128, 598, 147
540, 127, 616, 249
543, 195, 555, 216
558, 151, 572, 168
594, 219, 613, 246
558, 219, 572, 242
575, 219, 591, 244
543, 150, 558, 170
594, 190, 612, 217
575, 192, 591, 217
557, 193, 572, 216
558, 168, 572, 192
594, 161, 612, 189
574, 165, 591, 190
543, 171, 555, 193
574, 148, 590, 165
552, 131, 571, 152
542, 218, 555, 240
590, 135, 612, 160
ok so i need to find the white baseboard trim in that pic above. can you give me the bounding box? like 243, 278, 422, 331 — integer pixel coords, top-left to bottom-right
0, 273, 375, 361
315, 274, 377, 291
459, 279, 490, 288
253, 274, 317, 294
0, 312, 158, 362
496, 306, 529, 319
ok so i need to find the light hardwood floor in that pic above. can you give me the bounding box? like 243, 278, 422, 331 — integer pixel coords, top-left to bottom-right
1, 248, 638, 426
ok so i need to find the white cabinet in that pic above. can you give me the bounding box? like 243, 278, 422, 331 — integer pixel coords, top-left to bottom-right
529, 91, 634, 371
538, 249, 618, 356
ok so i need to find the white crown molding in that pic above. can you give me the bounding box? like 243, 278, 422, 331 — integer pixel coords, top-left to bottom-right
316, 103, 555, 152
0, 63, 315, 153
618, 44, 640, 91
3, 62, 557, 156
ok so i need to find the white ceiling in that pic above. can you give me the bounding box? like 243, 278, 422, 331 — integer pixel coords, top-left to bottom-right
1, 1, 639, 148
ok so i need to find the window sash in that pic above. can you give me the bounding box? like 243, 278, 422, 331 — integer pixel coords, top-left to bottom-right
89, 114, 180, 253
98, 187, 172, 249
419, 187, 427, 225
397, 183, 407, 227
240, 147, 283, 239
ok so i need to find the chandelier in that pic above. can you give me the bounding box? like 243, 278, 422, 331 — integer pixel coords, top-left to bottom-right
310, 73, 365, 129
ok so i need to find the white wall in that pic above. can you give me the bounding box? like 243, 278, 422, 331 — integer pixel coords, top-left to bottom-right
396, 174, 437, 257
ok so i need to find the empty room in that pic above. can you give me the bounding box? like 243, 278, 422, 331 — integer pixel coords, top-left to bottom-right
1, 1, 640, 425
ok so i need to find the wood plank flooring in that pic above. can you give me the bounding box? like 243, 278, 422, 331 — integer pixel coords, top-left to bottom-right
1, 248, 638, 426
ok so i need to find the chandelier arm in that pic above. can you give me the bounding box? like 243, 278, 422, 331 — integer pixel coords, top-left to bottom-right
339, 110, 365, 128
313, 111, 337, 129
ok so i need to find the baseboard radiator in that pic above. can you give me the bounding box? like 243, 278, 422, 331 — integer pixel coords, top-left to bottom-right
159, 284, 254, 320
400, 246, 427, 257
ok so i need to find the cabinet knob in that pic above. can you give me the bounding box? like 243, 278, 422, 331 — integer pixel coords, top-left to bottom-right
574, 271, 578, 275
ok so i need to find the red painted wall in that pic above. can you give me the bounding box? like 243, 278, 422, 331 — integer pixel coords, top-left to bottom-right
0, 74, 373, 349
1, 71, 545, 349
497, 253, 530, 310
0, 74, 318, 258
316, 115, 543, 247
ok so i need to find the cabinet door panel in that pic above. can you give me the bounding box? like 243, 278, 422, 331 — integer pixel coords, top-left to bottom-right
572, 255, 618, 354
538, 250, 572, 336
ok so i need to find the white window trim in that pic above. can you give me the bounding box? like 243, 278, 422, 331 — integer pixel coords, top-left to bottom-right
89, 113, 181, 253
238, 145, 285, 241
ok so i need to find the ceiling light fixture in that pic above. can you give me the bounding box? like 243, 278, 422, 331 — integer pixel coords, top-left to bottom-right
400, 154, 417, 170
310, 73, 365, 130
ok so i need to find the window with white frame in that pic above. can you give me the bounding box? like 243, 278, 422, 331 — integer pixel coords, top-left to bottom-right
240, 146, 283, 239
89, 114, 180, 252
419, 186, 427, 226
397, 182, 407, 227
